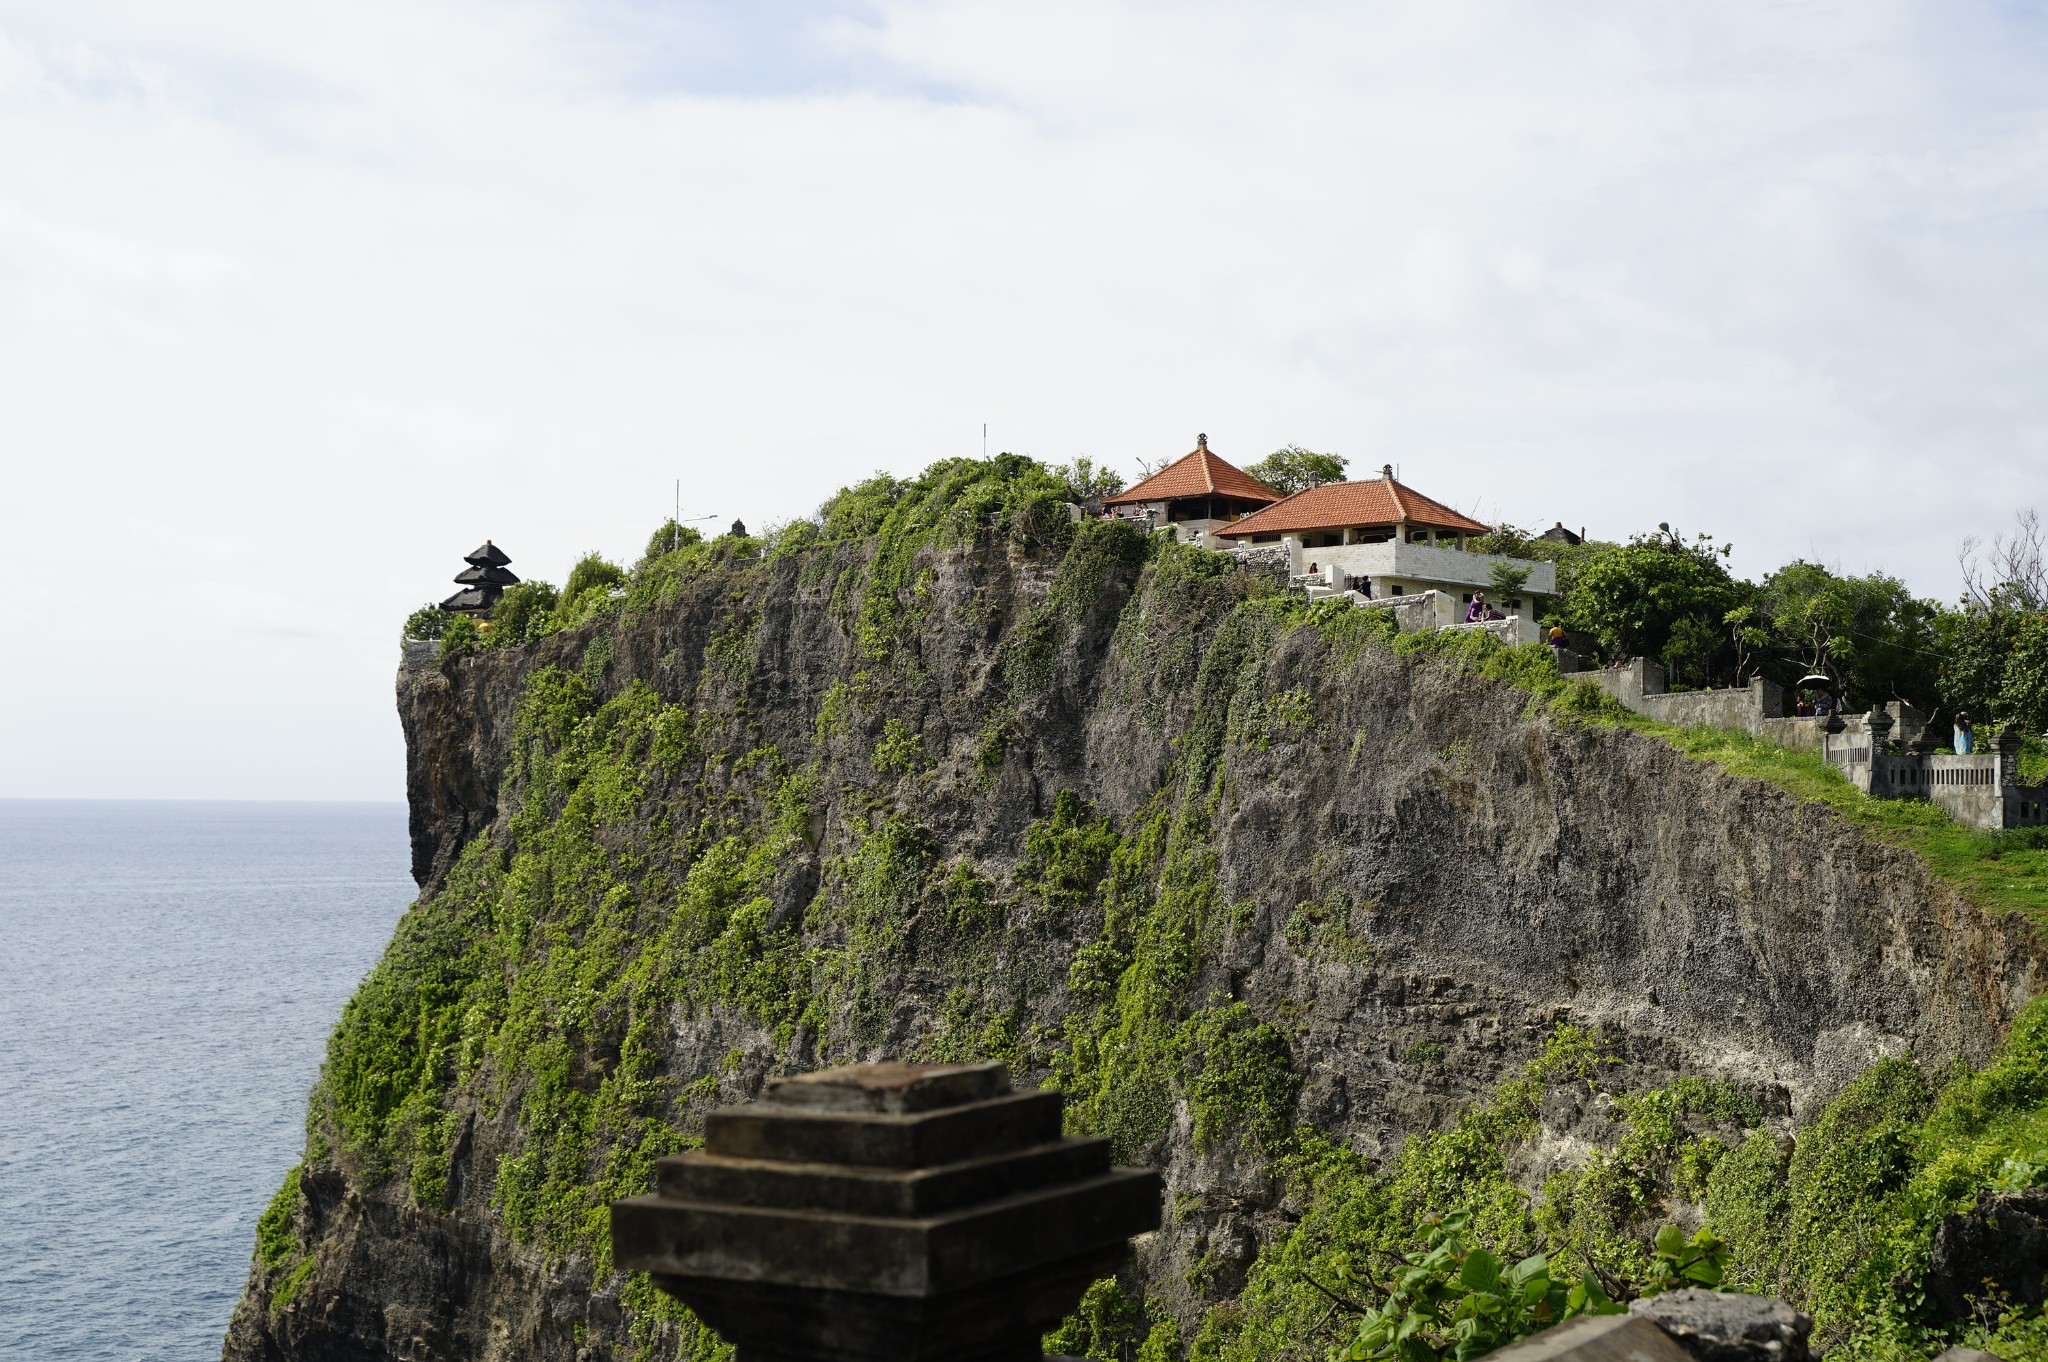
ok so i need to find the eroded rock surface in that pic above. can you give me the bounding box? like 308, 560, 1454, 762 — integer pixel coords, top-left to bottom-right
224, 534, 2046, 1361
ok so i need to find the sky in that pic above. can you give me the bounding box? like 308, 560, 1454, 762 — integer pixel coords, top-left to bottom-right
3, 1, 2047, 801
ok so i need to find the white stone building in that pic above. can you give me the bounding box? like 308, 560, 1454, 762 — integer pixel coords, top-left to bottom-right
1214, 465, 1556, 644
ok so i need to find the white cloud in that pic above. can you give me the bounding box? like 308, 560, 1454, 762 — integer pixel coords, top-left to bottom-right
2, 0, 2045, 798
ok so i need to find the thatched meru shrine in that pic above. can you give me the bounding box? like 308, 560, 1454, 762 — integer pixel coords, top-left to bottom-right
440, 540, 519, 617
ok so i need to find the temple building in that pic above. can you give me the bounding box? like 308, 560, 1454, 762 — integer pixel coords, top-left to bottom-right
440, 540, 520, 617
1101, 435, 1281, 547
1214, 465, 1556, 642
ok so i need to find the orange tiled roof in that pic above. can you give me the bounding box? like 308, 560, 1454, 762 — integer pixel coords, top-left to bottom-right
1102, 445, 1281, 506
1214, 474, 1491, 538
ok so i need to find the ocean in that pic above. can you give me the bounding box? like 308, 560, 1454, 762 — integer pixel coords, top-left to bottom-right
0, 800, 414, 1362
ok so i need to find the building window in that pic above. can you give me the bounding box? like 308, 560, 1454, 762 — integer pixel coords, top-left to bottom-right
1390, 584, 1404, 595
1252, 534, 1279, 544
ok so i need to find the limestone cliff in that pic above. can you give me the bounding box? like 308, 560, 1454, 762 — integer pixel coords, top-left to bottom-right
222, 478, 2046, 1362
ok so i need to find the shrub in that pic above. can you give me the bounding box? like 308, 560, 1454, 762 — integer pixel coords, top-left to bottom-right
640, 520, 704, 566
559, 554, 626, 624
402, 604, 455, 642
486, 580, 560, 645
438, 614, 480, 658
1332, 1209, 1623, 1362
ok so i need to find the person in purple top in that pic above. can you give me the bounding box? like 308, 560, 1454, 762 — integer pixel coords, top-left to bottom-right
1466, 592, 1488, 622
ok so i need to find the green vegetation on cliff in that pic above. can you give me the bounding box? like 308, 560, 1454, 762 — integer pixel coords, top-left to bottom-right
255, 455, 2048, 1362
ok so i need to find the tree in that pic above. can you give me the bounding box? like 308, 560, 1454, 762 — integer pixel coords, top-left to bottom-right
1245, 445, 1348, 495
1053, 456, 1125, 503
1757, 561, 1940, 710
1942, 510, 2048, 733
1961, 508, 2046, 612
1469, 523, 1612, 617
1487, 563, 1534, 598
1560, 526, 1745, 686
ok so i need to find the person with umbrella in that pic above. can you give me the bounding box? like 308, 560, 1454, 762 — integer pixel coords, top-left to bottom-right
1799, 673, 1838, 718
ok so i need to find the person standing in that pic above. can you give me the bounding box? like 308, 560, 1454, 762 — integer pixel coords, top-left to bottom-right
1955, 712, 1976, 755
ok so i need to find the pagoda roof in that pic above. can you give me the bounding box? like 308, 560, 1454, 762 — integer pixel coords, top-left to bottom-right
1215, 470, 1491, 539
1102, 442, 1280, 507
464, 540, 512, 568
455, 563, 521, 587
440, 587, 496, 613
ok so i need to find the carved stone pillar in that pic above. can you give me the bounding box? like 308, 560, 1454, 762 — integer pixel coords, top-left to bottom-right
1997, 724, 2023, 787
612, 1062, 1161, 1362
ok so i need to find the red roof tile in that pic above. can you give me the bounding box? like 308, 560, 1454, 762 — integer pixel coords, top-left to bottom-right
1214, 475, 1491, 538
1103, 445, 1281, 506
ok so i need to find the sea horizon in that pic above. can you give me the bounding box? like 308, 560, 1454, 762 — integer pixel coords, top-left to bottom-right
0, 798, 416, 1362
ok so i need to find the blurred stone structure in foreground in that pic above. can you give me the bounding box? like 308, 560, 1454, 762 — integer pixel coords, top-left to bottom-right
612, 1061, 1161, 1362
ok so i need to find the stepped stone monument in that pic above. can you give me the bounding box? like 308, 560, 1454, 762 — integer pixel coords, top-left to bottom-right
611, 1061, 1162, 1362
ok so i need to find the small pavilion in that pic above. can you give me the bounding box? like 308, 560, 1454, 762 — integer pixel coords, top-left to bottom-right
440, 541, 520, 618
1214, 465, 1490, 553
1101, 435, 1281, 546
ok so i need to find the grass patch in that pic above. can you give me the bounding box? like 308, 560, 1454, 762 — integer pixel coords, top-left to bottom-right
1650, 724, 2048, 921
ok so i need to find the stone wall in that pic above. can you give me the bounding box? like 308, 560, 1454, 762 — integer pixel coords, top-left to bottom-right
1585, 663, 2048, 829
1226, 545, 1291, 580
1589, 659, 1782, 735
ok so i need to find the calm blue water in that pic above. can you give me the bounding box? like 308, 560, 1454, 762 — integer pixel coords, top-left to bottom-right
0, 801, 414, 1362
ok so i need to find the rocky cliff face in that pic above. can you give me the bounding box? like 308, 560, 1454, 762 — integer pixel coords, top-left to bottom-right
222, 508, 2045, 1362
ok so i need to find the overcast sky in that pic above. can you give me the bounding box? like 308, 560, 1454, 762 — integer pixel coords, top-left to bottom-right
4, 1, 2046, 801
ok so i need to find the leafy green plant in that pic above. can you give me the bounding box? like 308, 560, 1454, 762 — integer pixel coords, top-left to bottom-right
1485, 564, 1532, 600
559, 552, 626, 625
1642, 1225, 1730, 1295
402, 604, 455, 642
1559, 526, 1744, 685
871, 718, 931, 776
254, 1165, 304, 1270
437, 614, 480, 658
485, 579, 561, 645
1988, 1154, 2048, 1193
1245, 445, 1348, 495
1330, 1210, 1621, 1362
1056, 455, 1127, 502
638, 519, 704, 566
1018, 790, 1120, 909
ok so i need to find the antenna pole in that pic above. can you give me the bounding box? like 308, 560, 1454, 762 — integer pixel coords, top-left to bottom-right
982, 423, 987, 458
674, 479, 680, 553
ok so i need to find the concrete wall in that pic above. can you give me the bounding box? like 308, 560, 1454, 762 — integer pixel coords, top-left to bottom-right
1374, 590, 1449, 634
1590, 660, 1783, 735
1290, 539, 1557, 597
